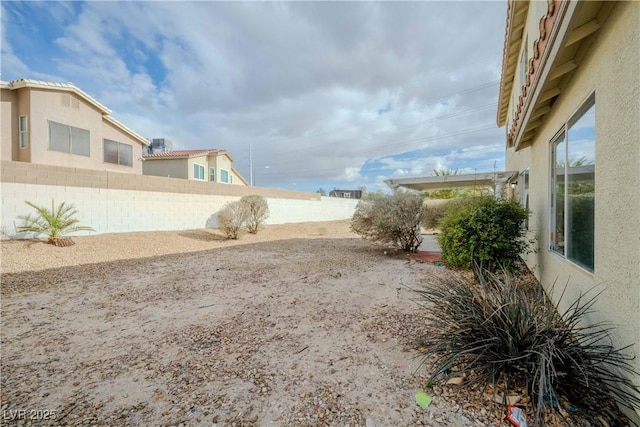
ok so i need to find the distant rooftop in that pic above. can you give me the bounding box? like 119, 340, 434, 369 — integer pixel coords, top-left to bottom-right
143, 149, 227, 159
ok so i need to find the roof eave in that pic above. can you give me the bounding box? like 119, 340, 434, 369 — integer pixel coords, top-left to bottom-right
497, 0, 530, 127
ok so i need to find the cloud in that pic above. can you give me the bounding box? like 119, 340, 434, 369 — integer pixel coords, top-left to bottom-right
1, 1, 509, 192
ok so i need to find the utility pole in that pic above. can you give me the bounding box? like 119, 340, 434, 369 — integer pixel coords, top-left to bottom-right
249, 144, 254, 186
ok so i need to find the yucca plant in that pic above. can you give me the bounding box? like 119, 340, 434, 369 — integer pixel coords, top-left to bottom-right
414, 266, 640, 425
17, 200, 94, 247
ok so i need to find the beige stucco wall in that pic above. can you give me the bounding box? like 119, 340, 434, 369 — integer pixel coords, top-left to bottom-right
505, 1, 640, 412
0, 87, 145, 173
143, 158, 188, 179
0, 89, 18, 162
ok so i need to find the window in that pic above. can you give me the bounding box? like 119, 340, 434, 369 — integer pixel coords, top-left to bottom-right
519, 169, 530, 230
220, 169, 229, 183
48, 120, 90, 156
103, 139, 133, 166
519, 36, 528, 89
230, 175, 233, 184
343, 192, 351, 198
19, 115, 28, 148
550, 94, 595, 272
194, 163, 205, 180
209, 167, 216, 182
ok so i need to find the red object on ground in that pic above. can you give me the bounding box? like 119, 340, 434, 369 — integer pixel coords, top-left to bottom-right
410, 251, 442, 263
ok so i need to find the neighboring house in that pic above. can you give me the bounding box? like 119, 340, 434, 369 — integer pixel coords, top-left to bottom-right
329, 189, 363, 199
142, 149, 249, 185
0, 78, 149, 173
497, 0, 639, 420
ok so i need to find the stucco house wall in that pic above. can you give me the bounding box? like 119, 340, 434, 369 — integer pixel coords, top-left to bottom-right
142, 158, 188, 179
0, 88, 18, 162
502, 1, 639, 419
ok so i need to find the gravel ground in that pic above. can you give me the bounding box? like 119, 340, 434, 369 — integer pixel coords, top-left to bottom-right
0, 221, 629, 426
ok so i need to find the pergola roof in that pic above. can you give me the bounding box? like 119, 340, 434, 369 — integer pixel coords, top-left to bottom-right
384, 171, 517, 192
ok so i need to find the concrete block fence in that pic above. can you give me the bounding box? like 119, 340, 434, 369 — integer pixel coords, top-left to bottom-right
0, 161, 359, 238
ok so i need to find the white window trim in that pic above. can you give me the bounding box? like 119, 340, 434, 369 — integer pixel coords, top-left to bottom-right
193, 163, 206, 181
220, 168, 230, 184
209, 167, 216, 182
19, 115, 28, 149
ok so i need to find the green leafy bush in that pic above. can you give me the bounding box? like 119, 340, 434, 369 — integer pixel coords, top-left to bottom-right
437, 196, 529, 270
217, 201, 250, 240
350, 191, 423, 252
17, 200, 94, 247
240, 195, 269, 234
415, 267, 640, 425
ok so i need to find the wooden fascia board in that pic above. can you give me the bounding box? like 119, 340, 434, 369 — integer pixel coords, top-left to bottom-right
497, 1, 530, 126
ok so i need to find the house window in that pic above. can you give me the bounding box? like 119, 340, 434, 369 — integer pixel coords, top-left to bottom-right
103, 139, 133, 166
209, 167, 216, 182
220, 169, 229, 183
519, 35, 528, 89
48, 120, 90, 156
230, 175, 234, 184
194, 163, 205, 180
550, 94, 595, 272
343, 192, 351, 198
19, 115, 28, 148
519, 169, 530, 230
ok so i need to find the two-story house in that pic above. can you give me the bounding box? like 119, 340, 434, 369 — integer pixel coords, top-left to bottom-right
1, 79, 149, 173
497, 0, 639, 420
142, 149, 249, 185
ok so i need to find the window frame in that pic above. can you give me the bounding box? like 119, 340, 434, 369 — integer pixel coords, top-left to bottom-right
48, 120, 90, 157
103, 139, 133, 167
193, 163, 205, 181
220, 168, 230, 184
19, 115, 28, 149
209, 167, 216, 182
519, 168, 530, 231
549, 93, 595, 273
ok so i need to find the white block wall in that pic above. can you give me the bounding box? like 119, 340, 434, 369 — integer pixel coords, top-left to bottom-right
1, 183, 359, 238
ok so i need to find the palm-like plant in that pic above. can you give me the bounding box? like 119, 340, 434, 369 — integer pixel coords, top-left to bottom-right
17, 201, 94, 246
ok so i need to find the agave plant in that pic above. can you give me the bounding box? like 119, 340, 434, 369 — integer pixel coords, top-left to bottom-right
17, 200, 94, 246
415, 266, 640, 425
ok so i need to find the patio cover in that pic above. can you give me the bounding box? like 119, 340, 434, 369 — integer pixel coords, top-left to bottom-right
384, 171, 517, 193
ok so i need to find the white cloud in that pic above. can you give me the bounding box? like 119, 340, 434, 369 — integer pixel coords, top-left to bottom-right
1, 1, 509, 191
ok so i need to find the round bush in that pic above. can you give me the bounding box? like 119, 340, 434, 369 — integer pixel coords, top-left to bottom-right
437, 196, 529, 270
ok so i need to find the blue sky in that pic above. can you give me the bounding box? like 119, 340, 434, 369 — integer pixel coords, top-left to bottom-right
1, 1, 508, 193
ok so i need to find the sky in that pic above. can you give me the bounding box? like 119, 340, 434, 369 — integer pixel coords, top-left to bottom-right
1, 0, 508, 193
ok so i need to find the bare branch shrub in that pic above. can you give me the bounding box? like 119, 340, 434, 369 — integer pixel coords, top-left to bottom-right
217, 201, 250, 240
350, 191, 423, 252
240, 195, 269, 234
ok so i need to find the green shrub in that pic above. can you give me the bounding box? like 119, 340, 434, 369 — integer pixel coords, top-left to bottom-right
17, 200, 94, 247
240, 195, 269, 234
437, 196, 529, 270
350, 191, 423, 252
415, 267, 640, 425
217, 201, 250, 240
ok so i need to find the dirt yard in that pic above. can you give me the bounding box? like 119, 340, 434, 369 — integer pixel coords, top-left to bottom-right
2, 221, 617, 426
1, 221, 483, 426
